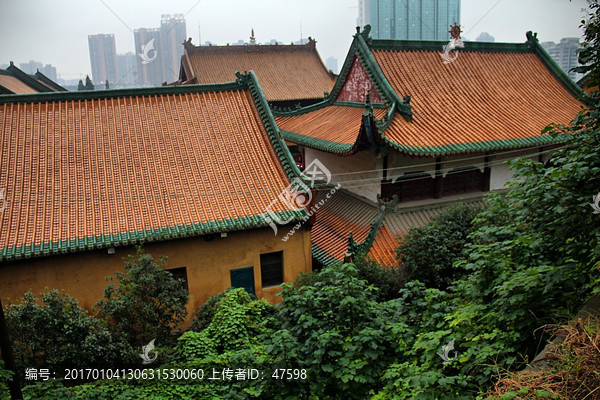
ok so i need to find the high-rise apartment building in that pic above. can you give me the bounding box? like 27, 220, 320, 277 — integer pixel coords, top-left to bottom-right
19, 60, 58, 81
134, 14, 186, 86
116, 52, 138, 87
88, 34, 118, 86
134, 28, 163, 86
161, 14, 186, 82
358, 0, 461, 41
541, 38, 580, 80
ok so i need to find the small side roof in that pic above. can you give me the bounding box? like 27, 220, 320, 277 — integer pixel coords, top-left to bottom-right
0, 72, 307, 261
312, 188, 485, 268
276, 28, 584, 157
0, 62, 66, 94
178, 38, 336, 103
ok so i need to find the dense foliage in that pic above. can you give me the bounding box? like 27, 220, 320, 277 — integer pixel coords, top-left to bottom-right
189, 288, 230, 332
267, 263, 403, 399
5, 290, 127, 376
95, 249, 189, 347
396, 203, 482, 289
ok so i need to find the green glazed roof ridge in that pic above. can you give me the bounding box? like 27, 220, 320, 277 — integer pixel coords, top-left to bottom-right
528, 38, 583, 98
0, 79, 251, 105
5, 63, 56, 93
368, 39, 533, 53
33, 71, 68, 92
0, 210, 308, 262
271, 97, 332, 117
381, 131, 568, 157
280, 129, 357, 155
353, 30, 413, 116
238, 70, 309, 182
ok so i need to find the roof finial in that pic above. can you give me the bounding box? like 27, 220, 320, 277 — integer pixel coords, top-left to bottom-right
250, 28, 256, 45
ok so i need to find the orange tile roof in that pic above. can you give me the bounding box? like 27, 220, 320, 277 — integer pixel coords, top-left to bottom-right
375, 50, 583, 152
0, 78, 306, 261
312, 190, 378, 265
368, 225, 397, 267
0, 63, 66, 95
276, 106, 387, 147
312, 188, 487, 267
276, 32, 584, 157
181, 39, 336, 102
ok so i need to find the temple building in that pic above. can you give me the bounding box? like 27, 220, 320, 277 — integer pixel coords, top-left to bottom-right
275, 26, 584, 265
0, 72, 312, 320
176, 35, 336, 108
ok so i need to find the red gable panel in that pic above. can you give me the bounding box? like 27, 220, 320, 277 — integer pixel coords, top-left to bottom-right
336, 57, 383, 103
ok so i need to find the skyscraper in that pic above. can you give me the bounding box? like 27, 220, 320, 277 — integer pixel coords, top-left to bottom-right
358, 0, 461, 41
160, 14, 186, 82
88, 34, 118, 86
134, 14, 186, 86
116, 52, 138, 87
541, 38, 581, 81
134, 28, 162, 86
19, 60, 58, 81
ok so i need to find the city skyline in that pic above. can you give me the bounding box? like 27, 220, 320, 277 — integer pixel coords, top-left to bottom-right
0, 0, 590, 81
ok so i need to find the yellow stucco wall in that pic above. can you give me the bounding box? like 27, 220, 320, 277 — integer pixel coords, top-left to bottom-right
0, 226, 312, 326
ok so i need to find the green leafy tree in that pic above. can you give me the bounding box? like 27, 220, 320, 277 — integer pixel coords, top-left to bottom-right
189, 289, 230, 332
77, 79, 84, 91
84, 75, 94, 90
268, 263, 403, 399
395, 203, 482, 289
95, 249, 189, 348
4, 290, 127, 375
376, 5, 600, 398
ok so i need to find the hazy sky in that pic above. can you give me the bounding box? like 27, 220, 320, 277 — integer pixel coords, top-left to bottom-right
0, 0, 590, 81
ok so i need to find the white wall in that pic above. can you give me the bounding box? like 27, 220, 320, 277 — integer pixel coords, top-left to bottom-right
489, 148, 542, 190
304, 147, 381, 203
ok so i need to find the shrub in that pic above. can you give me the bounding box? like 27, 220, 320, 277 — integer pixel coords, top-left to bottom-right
395, 203, 482, 289
353, 253, 404, 301
189, 289, 230, 332
94, 248, 189, 348
5, 290, 127, 375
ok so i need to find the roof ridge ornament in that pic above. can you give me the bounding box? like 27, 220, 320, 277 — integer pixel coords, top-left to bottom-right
526, 31, 539, 48
448, 23, 462, 40
356, 25, 372, 43
235, 70, 252, 86
183, 37, 193, 51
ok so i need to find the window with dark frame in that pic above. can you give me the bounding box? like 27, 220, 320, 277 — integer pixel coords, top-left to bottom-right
260, 251, 284, 287
167, 267, 188, 291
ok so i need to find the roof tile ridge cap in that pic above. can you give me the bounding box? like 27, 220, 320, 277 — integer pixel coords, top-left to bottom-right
354, 33, 412, 115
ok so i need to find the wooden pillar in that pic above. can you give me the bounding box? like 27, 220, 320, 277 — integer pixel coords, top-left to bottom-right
434, 157, 443, 198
